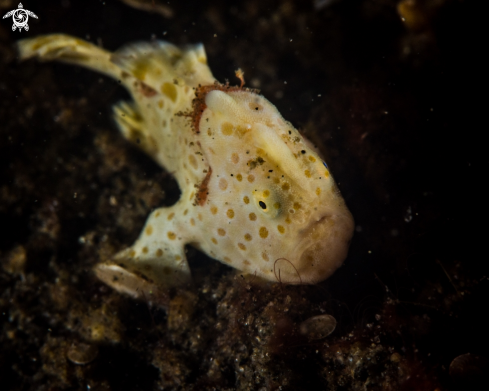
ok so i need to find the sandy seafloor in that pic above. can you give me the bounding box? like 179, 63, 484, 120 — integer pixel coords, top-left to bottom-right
0, 0, 487, 390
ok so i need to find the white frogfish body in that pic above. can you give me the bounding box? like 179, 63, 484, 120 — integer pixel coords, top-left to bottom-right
18, 35, 354, 299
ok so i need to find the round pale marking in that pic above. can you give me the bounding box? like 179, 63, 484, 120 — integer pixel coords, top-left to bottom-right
259, 227, 269, 239
219, 178, 228, 190
277, 225, 285, 234
188, 154, 198, 169
211, 238, 218, 244
247, 175, 255, 183
221, 122, 233, 136
243, 196, 250, 204
231, 153, 239, 164
218, 228, 226, 236
227, 209, 235, 218
249, 213, 257, 221
142, 246, 148, 254
261, 252, 269, 262
211, 206, 218, 215
168, 213, 175, 221
244, 233, 252, 241
236, 174, 243, 182
167, 231, 176, 240
238, 243, 246, 250
145, 225, 153, 235
190, 218, 195, 226
156, 249, 163, 257
305, 170, 312, 178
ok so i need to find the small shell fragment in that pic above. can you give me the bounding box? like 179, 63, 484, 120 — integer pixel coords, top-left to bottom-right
66, 341, 99, 365
299, 314, 337, 340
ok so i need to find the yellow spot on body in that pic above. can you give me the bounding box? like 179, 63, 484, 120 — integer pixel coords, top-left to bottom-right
309, 156, 317, 162
161, 82, 177, 102
263, 190, 270, 198
238, 243, 246, 250
248, 175, 255, 183
129, 250, 136, 257
256, 148, 265, 156
175, 255, 182, 261
236, 174, 243, 182
285, 216, 291, 224
249, 213, 257, 221
277, 225, 285, 234
274, 202, 281, 209
190, 218, 195, 226
259, 227, 269, 239
293, 202, 301, 210
155, 211, 160, 217
282, 183, 290, 191
324, 170, 330, 177
218, 228, 226, 236
244, 233, 252, 241
183, 209, 188, 216
224, 256, 231, 263
243, 260, 251, 266
211, 206, 218, 215
231, 153, 239, 164
212, 238, 218, 244
219, 178, 228, 190
156, 249, 163, 257
157, 100, 164, 108
261, 252, 269, 262
162, 119, 167, 127
236, 125, 250, 138
316, 187, 321, 196
188, 154, 198, 169
305, 170, 312, 178
198, 213, 203, 221
168, 232, 176, 240
243, 196, 250, 204
221, 122, 233, 136
189, 191, 195, 200
227, 209, 235, 219
145, 225, 153, 235
207, 129, 212, 136
168, 213, 175, 220
142, 247, 148, 254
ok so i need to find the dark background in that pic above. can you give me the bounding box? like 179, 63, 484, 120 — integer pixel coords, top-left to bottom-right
0, 0, 486, 390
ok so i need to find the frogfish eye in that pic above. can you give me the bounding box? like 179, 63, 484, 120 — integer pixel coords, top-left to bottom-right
259, 201, 267, 210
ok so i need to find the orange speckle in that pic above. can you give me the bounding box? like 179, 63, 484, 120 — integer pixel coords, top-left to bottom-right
236, 174, 243, 182
168, 213, 175, 220
211, 206, 218, 215
305, 170, 311, 178
145, 225, 153, 235
227, 209, 235, 218
190, 218, 195, 226
142, 246, 148, 254
261, 252, 269, 262
167, 231, 176, 240
218, 228, 226, 236
156, 249, 163, 257
316, 187, 321, 196
238, 243, 246, 250
243, 196, 250, 204
247, 174, 255, 183
231, 153, 239, 164
259, 227, 269, 239
244, 233, 252, 241
221, 122, 233, 136
219, 178, 228, 190
309, 155, 317, 162
277, 225, 285, 234
212, 238, 218, 244
249, 213, 257, 221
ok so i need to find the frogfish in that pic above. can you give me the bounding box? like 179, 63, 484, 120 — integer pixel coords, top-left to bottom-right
18, 35, 354, 299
